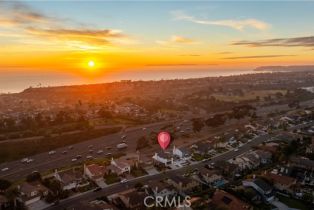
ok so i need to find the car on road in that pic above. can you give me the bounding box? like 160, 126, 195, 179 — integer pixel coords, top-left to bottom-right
21, 158, 29, 163
117, 143, 128, 149
106, 146, 112, 150
205, 164, 214, 169
76, 155, 82, 159
89, 149, 94, 153
1, 168, 9, 172
26, 158, 34, 163
105, 153, 112, 157
120, 179, 128, 183
71, 158, 77, 162
97, 150, 103, 154
93, 187, 101, 192
234, 148, 239, 152
88, 145, 93, 148
48, 151, 56, 155
86, 155, 93, 160
248, 139, 252, 142
62, 151, 68, 154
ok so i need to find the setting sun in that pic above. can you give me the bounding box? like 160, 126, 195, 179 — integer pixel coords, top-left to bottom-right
88, 60, 95, 68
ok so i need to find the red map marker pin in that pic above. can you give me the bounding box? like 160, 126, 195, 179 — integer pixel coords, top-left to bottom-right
158, 131, 171, 150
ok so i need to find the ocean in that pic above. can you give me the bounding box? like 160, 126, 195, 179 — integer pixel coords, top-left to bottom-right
0, 69, 258, 93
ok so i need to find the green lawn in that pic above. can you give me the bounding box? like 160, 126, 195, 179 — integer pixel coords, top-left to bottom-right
131, 167, 148, 177
104, 173, 121, 184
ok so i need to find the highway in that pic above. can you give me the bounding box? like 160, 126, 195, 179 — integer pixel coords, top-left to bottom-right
0, 120, 178, 181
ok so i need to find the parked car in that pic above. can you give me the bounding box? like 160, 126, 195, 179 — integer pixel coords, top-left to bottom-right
1, 168, 9, 172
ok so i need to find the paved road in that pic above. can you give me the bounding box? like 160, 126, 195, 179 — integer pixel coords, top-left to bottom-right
0, 120, 179, 181
46, 120, 314, 210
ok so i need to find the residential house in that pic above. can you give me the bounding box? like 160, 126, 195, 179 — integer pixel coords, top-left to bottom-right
84, 164, 106, 182
173, 146, 191, 160
215, 161, 241, 178
110, 158, 131, 175
266, 173, 296, 194
290, 157, 314, 170
63, 199, 118, 210
191, 142, 212, 155
167, 175, 199, 194
198, 168, 226, 188
229, 151, 260, 171
257, 143, 279, 154
255, 150, 272, 164
242, 179, 274, 203
111, 188, 146, 210
146, 181, 177, 198
209, 190, 252, 210
54, 168, 84, 190
18, 181, 49, 206
152, 151, 173, 166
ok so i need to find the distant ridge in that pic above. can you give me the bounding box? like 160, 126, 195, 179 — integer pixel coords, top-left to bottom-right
255, 65, 314, 72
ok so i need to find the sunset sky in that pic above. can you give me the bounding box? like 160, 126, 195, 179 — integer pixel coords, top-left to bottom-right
0, 1, 314, 91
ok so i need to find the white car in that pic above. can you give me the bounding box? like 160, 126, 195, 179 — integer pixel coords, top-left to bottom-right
120, 179, 128, 183
27, 158, 34, 163
234, 148, 239, 152
21, 158, 28, 163
48, 151, 56, 155
71, 158, 77, 162
86, 155, 93, 159
1, 168, 9, 172
97, 150, 103, 154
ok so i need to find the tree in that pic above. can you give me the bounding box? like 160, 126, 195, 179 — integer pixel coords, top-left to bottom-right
0, 179, 11, 192
5, 187, 19, 209
26, 171, 42, 182
136, 136, 149, 150
192, 118, 204, 133
98, 107, 112, 118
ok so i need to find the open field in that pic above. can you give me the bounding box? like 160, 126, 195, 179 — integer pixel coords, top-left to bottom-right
211, 90, 287, 102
